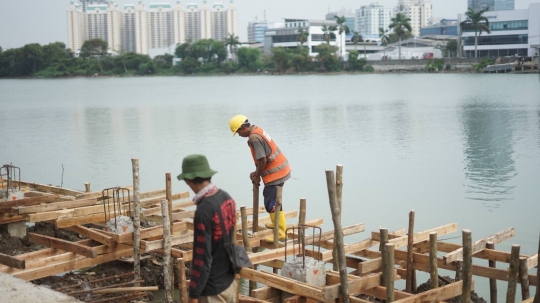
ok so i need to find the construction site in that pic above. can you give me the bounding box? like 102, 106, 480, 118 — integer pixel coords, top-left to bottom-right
0, 162, 538, 303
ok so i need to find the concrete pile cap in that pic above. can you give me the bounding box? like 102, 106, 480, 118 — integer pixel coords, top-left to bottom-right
104, 215, 134, 234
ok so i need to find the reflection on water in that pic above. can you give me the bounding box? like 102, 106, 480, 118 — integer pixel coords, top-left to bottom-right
461, 102, 517, 209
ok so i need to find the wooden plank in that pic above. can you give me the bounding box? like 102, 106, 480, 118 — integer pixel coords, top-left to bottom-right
239, 294, 274, 303
0, 195, 70, 210
249, 244, 303, 265
360, 286, 412, 300
244, 211, 298, 232
18, 198, 99, 214
74, 186, 135, 199
28, 233, 98, 258
141, 234, 192, 252
253, 218, 323, 238
66, 225, 113, 246
13, 246, 133, 281
142, 199, 195, 216
324, 271, 393, 301
392, 280, 472, 303
526, 254, 538, 270
373, 223, 458, 249
0, 252, 25, 269
13, 181, 83, 196
251, 287, 281, 300
358, 257, 382, 274
443, 227, 515, 265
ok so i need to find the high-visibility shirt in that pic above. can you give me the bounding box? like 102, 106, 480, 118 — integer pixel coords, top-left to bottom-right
248, 126, 291, 185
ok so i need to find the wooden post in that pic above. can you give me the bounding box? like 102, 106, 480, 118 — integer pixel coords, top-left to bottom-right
486, 241, 497, 303
177, 258, 188, 303
325, 170, 349, 303
161, 199, 173, 303
84, 183, 90, 193
252, 184, 259, 234
241, 206, 257, 295
333, 165, 343, 271
429, 232, 438, 289
131, 158, 141, 284
273, 186, 283, 274
380, 228, 389, 284
519, 257, 530, 300
406, 210, 416, 293
455, 260, 463, 281
462, 229, 472, 303
535, 232, 540, 303
506, 244, 520, 303
165, 173, 175, 296
384, 243, 395, 302
298, 198, 306, 258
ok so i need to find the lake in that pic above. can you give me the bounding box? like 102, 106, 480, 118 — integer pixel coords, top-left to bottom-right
1, 74, 539, 299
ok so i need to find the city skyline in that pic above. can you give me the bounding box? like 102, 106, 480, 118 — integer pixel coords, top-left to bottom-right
1, 0, 539, 50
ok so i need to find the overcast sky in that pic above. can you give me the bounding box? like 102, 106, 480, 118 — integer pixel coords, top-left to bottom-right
0, 0, 538, 49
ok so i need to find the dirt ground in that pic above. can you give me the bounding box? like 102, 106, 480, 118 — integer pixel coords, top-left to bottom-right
415, 277, 487, 303
0, 222, 192, 302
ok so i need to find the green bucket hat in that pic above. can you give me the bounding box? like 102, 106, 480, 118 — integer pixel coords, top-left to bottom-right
177, 154, 217, 181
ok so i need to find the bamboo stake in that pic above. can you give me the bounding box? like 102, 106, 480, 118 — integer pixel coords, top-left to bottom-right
165, 173, 174, 296
131, 158, 141, 284
333, 165, 343, 271
384, 243, 395, 302
325, 170, 349, 303
486, 241, 497, 303
406, 210, 416, 293
92, 286, 158, 294
161, 199, 173, 303
535, 232, 540, 303
273, 186, 283, 274
177, 258, 187, 303
380, 228, 389, 284
455, 260, 463, 281
519, 257, 530, 300
298, 198, 306, 256
84, 183, 91, 193
429, 232, 438, 289
463, 229, 472, 303
507, 244, 520, 303
252, 184, 259, 234
241, 206, 257, 295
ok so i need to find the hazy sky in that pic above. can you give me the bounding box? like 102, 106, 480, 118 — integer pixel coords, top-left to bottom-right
0, 0, 538, 49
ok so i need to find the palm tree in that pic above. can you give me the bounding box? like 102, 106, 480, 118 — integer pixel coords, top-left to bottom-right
334, 15, 350, 59
296, 26, 309, 48
351, 31, 362, 51
460, 7, 491, 58
224, 33, 240, 61
389, 13, 412, 60
322, 25, 337, 44
379, 27, 390, 58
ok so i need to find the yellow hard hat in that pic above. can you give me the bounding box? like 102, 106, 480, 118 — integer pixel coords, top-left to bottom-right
229, 115, 248, 136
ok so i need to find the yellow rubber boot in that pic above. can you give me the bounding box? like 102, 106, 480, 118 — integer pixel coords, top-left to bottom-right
265, 213, 275, 229
265, 211, 286, 243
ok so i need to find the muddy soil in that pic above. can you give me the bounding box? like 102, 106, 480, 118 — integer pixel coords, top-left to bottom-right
414, 277, 487, 303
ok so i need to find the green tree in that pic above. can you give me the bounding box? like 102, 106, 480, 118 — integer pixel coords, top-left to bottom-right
379, 27, 390, 58
296, 26, 309, 47
445, 40, 458, 58
175, 42, 192, 60
334, 16, 350, 59
224, 34, 241, 61
210, 40, 228, 65
236, 47, 262, 72
461, 7, 491, 58
153, 54, 173, 70
348, 51, 366, 71
22, 43, 44, 74
139, 61, 156, 74
80, 38, 109, 72
271, 47, 291, 73
315, 43, 340, 72
322, 25, 337, 44
290, 47, 312, 72
179, 57, 199, 74
351, 31, 366, 59
389, 13, 412, 60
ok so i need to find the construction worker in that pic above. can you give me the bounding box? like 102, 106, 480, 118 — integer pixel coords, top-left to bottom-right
229, 115, 291, 243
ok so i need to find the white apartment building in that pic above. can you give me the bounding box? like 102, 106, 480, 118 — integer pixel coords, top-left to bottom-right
356, 3, 392, 36
67, 0, 238, 55
394, 0, 432, 37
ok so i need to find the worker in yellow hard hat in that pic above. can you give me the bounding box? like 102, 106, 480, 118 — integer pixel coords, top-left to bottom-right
229, 115, 291, 243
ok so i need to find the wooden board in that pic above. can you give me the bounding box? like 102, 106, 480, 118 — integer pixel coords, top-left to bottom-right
28, 233, 98, 258
392, 280, 472, 303
13, 181, 83, 196
0, 195, 72, 210
373, 223, 458, 249
17, 198, 100, 214
443, 227, 515, 264
141, 234, 192, 251
66, 226, 113, 246
0, 252, 25, 269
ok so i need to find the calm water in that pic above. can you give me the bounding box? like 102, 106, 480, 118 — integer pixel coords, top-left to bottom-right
1, 75, 539, 298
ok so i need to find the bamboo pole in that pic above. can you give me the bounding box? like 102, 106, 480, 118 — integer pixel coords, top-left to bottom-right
273, 186, 283, 274
486, 241, 497, 303
325, 170, 349, 303
535, 232, 540, 303
241, 206, 257, 295
165, 173, 175, 296
380, 228, 389, 284
507, 244, 520, 303
429, 232, 438, 289
519, 257, 530, 300
252, 184, 259, 234
177, 258, 188, 303
131, 158, 141, 284
161, 199, 173, 303
333, 165, 343, 271
92, 286, 158, 294
84, 183, 91, 193
406, 210, 416, 293
384, 243, 395, 302
463, 229, 472, 303
298, 198, 306, 258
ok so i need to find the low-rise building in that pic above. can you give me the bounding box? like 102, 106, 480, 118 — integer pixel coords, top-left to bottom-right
420, 19, 458, 36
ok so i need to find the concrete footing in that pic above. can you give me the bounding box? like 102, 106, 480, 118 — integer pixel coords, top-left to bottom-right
7, 221, 27, 238
281, 256, 326, 287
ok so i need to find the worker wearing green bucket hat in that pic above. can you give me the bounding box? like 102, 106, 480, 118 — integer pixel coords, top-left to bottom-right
177, 154, 237, 303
